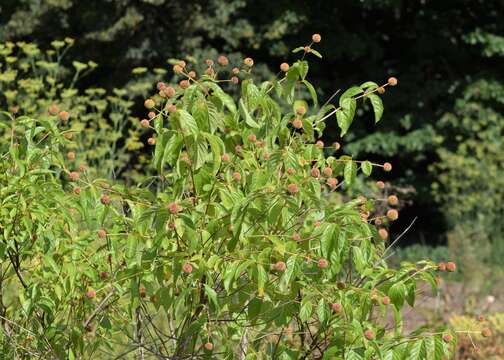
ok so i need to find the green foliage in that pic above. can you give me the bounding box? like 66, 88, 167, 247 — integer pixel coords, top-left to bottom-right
0, 39, 455, 358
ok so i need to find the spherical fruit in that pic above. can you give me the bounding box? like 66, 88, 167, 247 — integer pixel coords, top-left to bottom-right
337, 281, 346, 290
287, 167, 296, 175
218, 55, 229, 66
205, 67, 215, 76
139, 287, 147, 298
48, 104, 59, 115
243, 57, 254, 67
280, 63, 290, 72
79, 164, 87, 172
438, 262, 446, 271
287, 183, 299, 194
386, 209, 398, 221
327, 177, 338, 188
67, 151, 76, 161
477, 315, 485, 322
375, 218, 382, 225
167, 104, 177, 113
292, 233, 301, 241
256, 140, 266, 148
388, 77, 398, 86
182, 262, 193, 273
188, 71, 196, 78
381, 296, 391, 305
179, 80, 190, 89
315, 140, 324, 149
446, 262, 456, 272
376, 181, 385, 189
364, 329, 375, 340
206, 59, 214, 66
148, 137, 156, 145
140, 119, 150, 128
314, 220, 322, 228
275, 261, 286, 272
58, 111, 70, 121
481, 328, 492, 337
148, 111, 156, 119
331, 302, 342, 313
157, 82, 166, 90
323, 167, 333, 177
247, 134, 257, 142
292, 118, 303, 129
144, 99, 155, 109
150, 295, 158, 303
100, 194, 110, 205
388, 195, 398, 206
204, 342, 214, 351
231, 76, 239, 84
69, 171, 80, 181
164, 86, 176, 98
332, 142, 341, 151
296, 106, 306, 115
221, 153, 230, 162
98, 229, 107, 239
312, 33, 322, 43
310, 168, 320, 178
100, 271, 109, 280
168, 202, 179, 214
263, 152, 270, 161
318, 258, 329, 269
304, 46, 311, 53
232, 67, 240, 75
383, 162, 392, 171
442, 334, 453, 343
173, 64, 183, 73
235, 145, 242, 154
74, 186, 81, 195
86, 290, 96, 299
378, 228, 388, 240
232, 172, 241, 181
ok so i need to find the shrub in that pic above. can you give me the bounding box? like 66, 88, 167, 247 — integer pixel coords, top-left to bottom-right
0, 36, 457, 359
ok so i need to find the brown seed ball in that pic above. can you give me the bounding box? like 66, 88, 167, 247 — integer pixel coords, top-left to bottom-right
387, 209, 399, 221
243, 57, 254, 67
232, 67, 240, 75
331, 303, 342, 313
287, 167, 296, 175
235, 145, 242, 154
327, 178, 338, 189
477, 315, 485, 322
140, 119, 150, 128
296, 106, 306, 115
381, 296, 391, 305
69, 171, 80, 181
263, 152, 270, 161
481, 328, 492, 337
204, 342, 214, 351
164, 86, 176, 98
168, 202, 179, 214
383, 162, 392, 172
74, 186, 81, 195
314, 220, 322, 228
388, 77, 398, 86
58, 111, 70, 121
377, 86, 386, 94
323, 167, 333, 177
332, 142, 341, 151
187, 71, 196, 79
318, 258, 329, 269
148, 111, 156, 119
292, 118, 303, 129
48, 104, 59, 115
446, 262, 457, 272
98, 229, 107, 239
231, 76, 239, 84
79, 164, 87, 172
310, 168, 320, 178
157, 82, 166, 90
388, 195, 399, 206
275, 261, 286, 272
375, 218, 382, 226
144, 99, 155, 109
100, 194, 110, 205
292, 233, 301, 241
256, 140, 266, 148
217, 55, 229, 66
442, 334, 453, 343
206, 59, 214, 66
376, 181, 385, 189
139, 287, 147, 298
280, 62, 290, 72
304, 46, 311, 53
364, 329, 375, 340
173, 64, 183, 74
167, 104, 177, 113
182, 262, 193, 273
67, 151, 76, 161
247, 134, 257, 142
232, 172, 242, 181
179, 80, 190, 89
99, 271, 109, 280
312, 33, 322, 43
287, 183, 299, 194
378, 228, 388, 240
337, 281, 346, 290
315, 140, 324, 149
221, 153, 230, 162
86, 290, 96, 299
148, 137, 156, 145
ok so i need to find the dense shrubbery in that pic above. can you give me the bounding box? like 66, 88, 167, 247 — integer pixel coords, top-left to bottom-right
0, 36, 493, 359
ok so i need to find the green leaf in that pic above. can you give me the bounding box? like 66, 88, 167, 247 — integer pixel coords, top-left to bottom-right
361, 160, 373, 176
239, 98, 260, 128
316, 298, 328, 323
299, 298, 313, 322
203, 133, 224, 175
408, 339, 425, 360
389, 282, 406, 310
302, 80, 318, 106
310, 49, 323, 58
292, 46, 305, 53
336, 98, 356, 136
177, 110, 199, 134
368, 94, 384, 123
204, 285, 219, 309
344, 160, 358, 186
